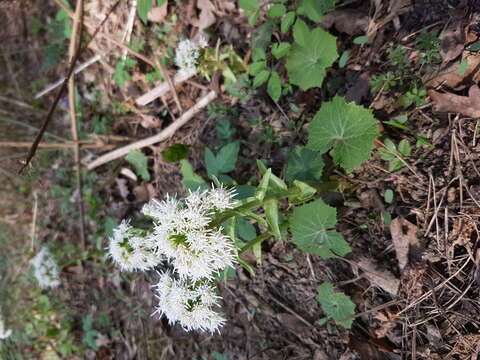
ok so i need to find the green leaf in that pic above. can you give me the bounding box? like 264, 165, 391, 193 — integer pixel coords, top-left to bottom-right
398, 139, 411, 157
290, 199, 351, 258
393, 115, 408, 124
267, 71, 282, 102
307, 96, 379, 172
468, 40, 480, 51
125, 150, 150, 181
267, 4, 286, 18
180, 159, 208, 191
303, 0, 337, 23
281, 11, 296, 33
292, 19, 310, 47
236, 217, 257, 241
137, 0, 152, 24
458, 58, 468, 75
234, 185, 256, 200
286, 146, 324, 183
252, 47, 266, 62
384, 189, 394, 204
353, 35, 369, 44
316, 282, 356, 328
338, 50, 349, 68
272, 42, 291, 59
253, 70, 271, 88
205, 141, 240, 177
255, 168, 272, 201
264, 199, 281, 239
286, 26, 338, 90
161, 143, 189, 163
290, 180, 317, 204
239, 0, 260, 11
250, 60, 267, 76
252, 21, 274, 52
158, 0, 166, 5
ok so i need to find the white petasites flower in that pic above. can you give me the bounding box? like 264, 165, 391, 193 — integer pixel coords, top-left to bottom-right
175, 38, 207, 76
0, 313, 12, 340
153, 272, 225, 333
108, 220, 162, 272
30, 246, 60, 288
142, 188, 237, 280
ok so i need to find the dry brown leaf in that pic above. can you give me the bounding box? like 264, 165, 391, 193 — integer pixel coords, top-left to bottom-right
374, 310, 399, 338
358, 257, 400, 296
390, 217, 420, 271
191, 0, 216, 30
322, 10, 369, 36
429, 85, 480, 118
424, 54, 480, 88
148, 2, 168, 23
440, 18, 467, 63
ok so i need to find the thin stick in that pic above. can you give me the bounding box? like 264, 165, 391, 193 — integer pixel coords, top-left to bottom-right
136, 71, 194, 106
0, 95, 34, 110
35, 55, 102, 99
0, 141, 111, 149
68, 0, 86, 250
86, 90, 217, 170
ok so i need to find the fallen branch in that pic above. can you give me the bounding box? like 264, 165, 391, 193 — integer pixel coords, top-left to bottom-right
86, 90, 217, 170
136, 71, 194, 106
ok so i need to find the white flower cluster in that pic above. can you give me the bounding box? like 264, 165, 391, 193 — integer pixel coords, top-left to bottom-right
153, 271, 225, 332
108, 187, 237, 333
175, 38, 208, 76
30, 246, 60, 289
0, 311, 12, 340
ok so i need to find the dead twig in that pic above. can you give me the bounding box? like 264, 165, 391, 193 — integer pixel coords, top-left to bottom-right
68, 0, 86, 249
86, 90, 218, 170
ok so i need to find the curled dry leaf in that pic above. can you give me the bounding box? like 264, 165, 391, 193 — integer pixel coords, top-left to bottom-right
191, 0, 216, 30
429, 85, 480, 118
390, 216, 421, 271
424, 54, 480, 89
357, 257, 400, 296
148, 1, 168, 23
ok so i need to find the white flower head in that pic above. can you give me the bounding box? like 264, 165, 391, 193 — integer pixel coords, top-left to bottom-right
108, 220, 162, 272
175, 38, 208, 76
30, 246, 60, 288
0, 313, 12, 340
153, 271, 225, 333
144, 188, 237, 280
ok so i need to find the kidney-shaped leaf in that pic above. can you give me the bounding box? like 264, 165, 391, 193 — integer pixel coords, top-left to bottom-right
290, 199, 350, 258
307, 96, 379, 173
286, 26, 338, 90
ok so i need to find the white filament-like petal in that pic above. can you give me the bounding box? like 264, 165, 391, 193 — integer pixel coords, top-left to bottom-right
108, 220, 161, 272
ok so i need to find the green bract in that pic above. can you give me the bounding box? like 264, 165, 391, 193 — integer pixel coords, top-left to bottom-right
286, 23, 338, 90
290, 199, 350, 258
316, 282, 356, 328
307, 96, 379, 173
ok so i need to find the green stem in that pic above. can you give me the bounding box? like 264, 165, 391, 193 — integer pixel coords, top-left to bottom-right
239, 222, 289, 254
210, 187, 301, 228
